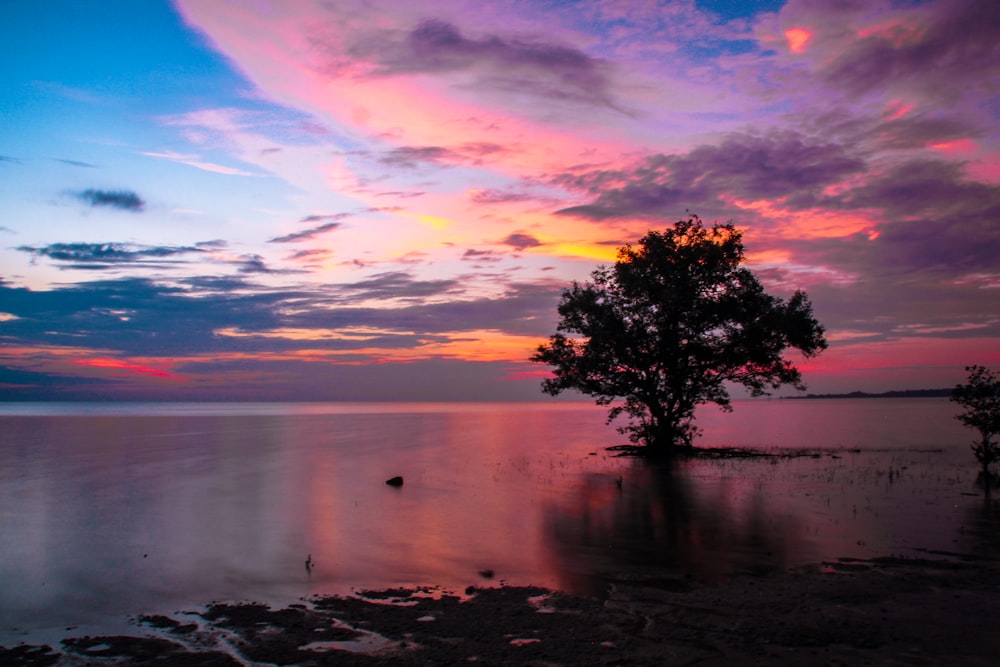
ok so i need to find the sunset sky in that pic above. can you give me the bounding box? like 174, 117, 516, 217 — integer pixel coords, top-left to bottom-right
1, 0, 998, 401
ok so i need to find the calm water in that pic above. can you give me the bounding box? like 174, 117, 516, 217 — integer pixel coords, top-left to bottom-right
0, 399, 991, 643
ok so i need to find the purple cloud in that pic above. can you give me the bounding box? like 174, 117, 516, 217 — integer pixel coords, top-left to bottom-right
348, 18, 624, 111
237, 254, 299, 275
462, 249, 502, 263
555, 132, 866, 219
0, 275, 564, 362
469, 189, 537, 204
268, 222, 342, 243
17, 242, 202, 270
338, 271, 462, 301
57, 158, 98, 168
300, 213, 350, 223
501, 233, 543, 250
75, 188, 145, 212
826, 159, 1000, 222
872, 114, 983, 150
377, 142, 510, 169
379, 145, 458, 169
821, 1, 1000, 103
287, 248, 332, 262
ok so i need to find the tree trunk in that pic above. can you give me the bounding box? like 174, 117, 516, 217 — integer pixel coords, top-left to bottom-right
644, 413, 689, 458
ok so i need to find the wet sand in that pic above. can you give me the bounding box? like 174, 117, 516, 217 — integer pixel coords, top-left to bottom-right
4, 553, 999, 666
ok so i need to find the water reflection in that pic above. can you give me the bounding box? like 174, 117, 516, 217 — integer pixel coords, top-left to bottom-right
0, 406, 627, 641
544, 459, 804, 595
0, 400, 986, 643
958, 490, 1000, 558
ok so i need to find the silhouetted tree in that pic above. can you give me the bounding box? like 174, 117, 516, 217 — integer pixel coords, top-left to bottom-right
531, 216, 827, 456
951, 365, 1000, 479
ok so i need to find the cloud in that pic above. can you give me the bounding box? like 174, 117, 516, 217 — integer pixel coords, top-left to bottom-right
300, 213, 350, 224
236, 254, 300, 275
268, 222, 342, 243
56, 158, 98, 168
800, 101, 988, 153
459, 142, 508, 158
280, 279, 564, 337
0, 277, 286, 356
554, 132, 866, 219
180, 275, 255, 292
286, 248, 333, 262
0, 365, 110, 394
17, 242, 203, 270
501, 233, 543, 250
75, 188, 145, 212
825, 159, 1000, 223
196, 239, 229, 250
793, 203, 1000, 284
379, 145, 459, 169
140, 150, 255, 176
377, 142, 511, 169
349, 18, 625, 112
0, 275, 563, 361
469, 189, 538, 204
462, 249, 503, 263
375, 190, 426, 199
872, 113, 983, 150
338, 271, 462, 301
10, 0, 998, 399
820, 1, 1000, 103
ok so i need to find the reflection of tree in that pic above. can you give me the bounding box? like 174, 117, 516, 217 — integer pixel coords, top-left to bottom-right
959, 492, 1000, 558
543, 460, 803, 595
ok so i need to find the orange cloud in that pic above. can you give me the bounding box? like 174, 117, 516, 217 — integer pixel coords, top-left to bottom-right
784, 27, 812, 54
328, 329, 545, 364
215, 326, 543, 364
539, 241, 619, 263
728, 197, 877, 240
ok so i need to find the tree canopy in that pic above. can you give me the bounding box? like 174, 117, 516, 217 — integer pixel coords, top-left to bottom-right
531, 216, 827, 455
951, 365, 1000, 478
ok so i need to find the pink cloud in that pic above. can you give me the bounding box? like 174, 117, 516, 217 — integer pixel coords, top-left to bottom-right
73, 357, 178, 380
929, 139, 977, 155
139, 0, 1000, 397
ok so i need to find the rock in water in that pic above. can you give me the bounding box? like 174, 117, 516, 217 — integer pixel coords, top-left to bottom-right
385, 476, 404, 487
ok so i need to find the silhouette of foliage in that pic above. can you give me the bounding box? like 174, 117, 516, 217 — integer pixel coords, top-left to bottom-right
951, 365, 1000, 478
532, 216, 827, 455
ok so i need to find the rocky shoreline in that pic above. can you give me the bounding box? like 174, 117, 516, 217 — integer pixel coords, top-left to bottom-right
4, 553, 999, 666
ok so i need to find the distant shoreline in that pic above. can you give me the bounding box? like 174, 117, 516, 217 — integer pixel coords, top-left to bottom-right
785, 388, 952, 400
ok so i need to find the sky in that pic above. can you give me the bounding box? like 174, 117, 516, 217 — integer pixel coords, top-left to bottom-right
1, 0, 998, 402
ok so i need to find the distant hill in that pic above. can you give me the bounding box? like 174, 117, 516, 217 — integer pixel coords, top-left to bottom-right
785, 388, 952, 400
